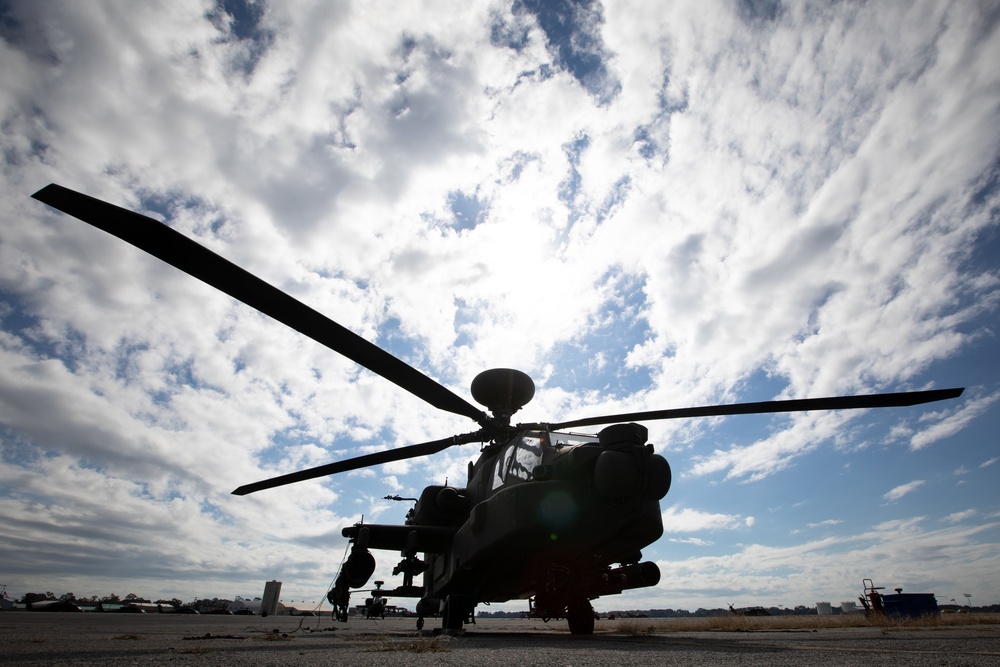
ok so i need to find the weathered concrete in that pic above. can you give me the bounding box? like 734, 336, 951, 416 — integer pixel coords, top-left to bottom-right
2, 613, 999, 666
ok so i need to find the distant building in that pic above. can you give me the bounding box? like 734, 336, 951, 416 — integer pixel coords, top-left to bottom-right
228, 597, 263, 614
261, 581, 282, 617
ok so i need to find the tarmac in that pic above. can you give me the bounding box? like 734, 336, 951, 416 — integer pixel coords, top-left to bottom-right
2, 612, 999, 666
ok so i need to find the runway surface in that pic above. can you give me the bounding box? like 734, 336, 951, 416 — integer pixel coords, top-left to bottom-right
3, 613, 999, 666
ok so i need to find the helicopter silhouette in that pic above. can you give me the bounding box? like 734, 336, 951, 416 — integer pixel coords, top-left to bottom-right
32, 183, 964, 634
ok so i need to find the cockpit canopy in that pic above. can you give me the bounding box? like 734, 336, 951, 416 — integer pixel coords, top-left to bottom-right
492, 430, 597, 490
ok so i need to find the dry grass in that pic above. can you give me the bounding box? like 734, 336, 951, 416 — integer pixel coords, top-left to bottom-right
609, 613, 1000, 634
341, 620, 455, 653
361, 631, 452, 653
613, 618, 660, 635
174, 645, 211, 655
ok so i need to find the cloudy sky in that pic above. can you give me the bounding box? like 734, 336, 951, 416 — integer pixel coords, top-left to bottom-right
1, 0, 998, 612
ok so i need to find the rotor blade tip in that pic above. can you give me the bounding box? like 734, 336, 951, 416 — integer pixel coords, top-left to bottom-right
933, 387, 965, 401
31, 183, 59, 200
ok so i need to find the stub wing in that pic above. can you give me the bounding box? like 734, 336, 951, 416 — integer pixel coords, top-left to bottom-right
341, 523, 458, 553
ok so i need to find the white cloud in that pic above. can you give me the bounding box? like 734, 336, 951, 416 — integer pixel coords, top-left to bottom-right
942, 509, 978, 524
883, 480, 926, 502
653, 515, 1000, 611
661, 505, 752, 533
686, 411, 851, 482
909, 391, 1000, 451
669, 537, 712, 546
0, 0, 997, 610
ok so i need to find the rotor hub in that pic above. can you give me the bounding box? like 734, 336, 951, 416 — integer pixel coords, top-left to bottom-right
470, 368, 535, 419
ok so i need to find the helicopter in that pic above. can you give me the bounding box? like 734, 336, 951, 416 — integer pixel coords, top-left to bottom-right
364, 581, 389, 620
31, 183, 964, 635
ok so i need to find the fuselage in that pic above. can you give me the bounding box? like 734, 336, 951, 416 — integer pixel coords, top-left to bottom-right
342, 422, 670, 608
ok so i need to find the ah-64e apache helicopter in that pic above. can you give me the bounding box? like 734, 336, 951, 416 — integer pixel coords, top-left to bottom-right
32, 184, 964, 635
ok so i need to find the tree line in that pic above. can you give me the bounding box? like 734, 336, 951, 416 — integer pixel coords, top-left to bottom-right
14, 591, 245, 611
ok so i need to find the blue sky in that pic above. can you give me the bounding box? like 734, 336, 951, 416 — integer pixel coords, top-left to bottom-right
1, 0, 998, 612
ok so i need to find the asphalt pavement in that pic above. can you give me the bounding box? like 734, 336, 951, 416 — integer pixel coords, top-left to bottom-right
2, 613, 999, 666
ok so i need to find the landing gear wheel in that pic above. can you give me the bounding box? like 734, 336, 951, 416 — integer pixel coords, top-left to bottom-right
442, 594, 472, 634
416, 617, 424, 630
567, 598, 595, 635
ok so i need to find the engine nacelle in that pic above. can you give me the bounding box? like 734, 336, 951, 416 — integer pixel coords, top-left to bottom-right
593, 449, 671, 500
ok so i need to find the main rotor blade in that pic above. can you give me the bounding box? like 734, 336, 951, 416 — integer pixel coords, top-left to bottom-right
32, 184, 487, 424
232, 433, 481, 495
547, 387, 965, 431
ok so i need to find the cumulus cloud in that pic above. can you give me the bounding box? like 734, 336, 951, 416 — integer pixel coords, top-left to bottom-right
653, 515, 1000, 611
662, 505, 753, 533
0, 0, 997, 608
